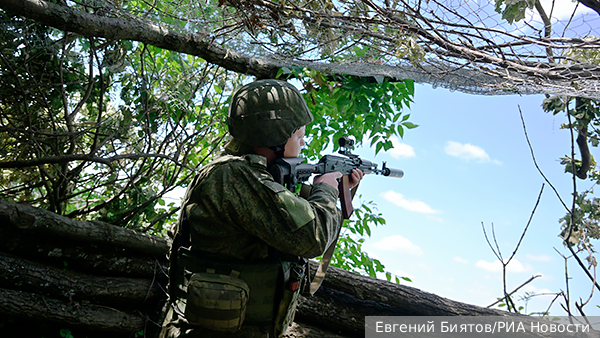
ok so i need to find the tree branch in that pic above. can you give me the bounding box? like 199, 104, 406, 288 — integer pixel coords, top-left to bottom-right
0, 153, 190, 169
577, 0, 600, 16
1, 0, 280, 78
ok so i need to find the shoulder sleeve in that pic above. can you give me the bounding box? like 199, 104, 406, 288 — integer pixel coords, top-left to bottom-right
255, 176, 343, 258
261, 180, 316, 230
184, 156, 342, 259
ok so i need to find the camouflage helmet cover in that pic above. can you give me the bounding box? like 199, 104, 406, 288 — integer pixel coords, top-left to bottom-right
227, 79, 313, 148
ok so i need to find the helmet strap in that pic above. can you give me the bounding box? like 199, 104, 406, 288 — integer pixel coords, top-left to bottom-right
269, 143, 286, 159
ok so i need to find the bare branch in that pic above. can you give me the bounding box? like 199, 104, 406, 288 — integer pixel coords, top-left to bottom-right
577, 0, 600, 16
519, 106, 571, 213
0, 153, 191, 169
486, 274, 542, 308
1, 0, 280, 78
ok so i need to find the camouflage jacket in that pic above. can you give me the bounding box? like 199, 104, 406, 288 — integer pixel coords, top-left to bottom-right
180, 153, 342, 260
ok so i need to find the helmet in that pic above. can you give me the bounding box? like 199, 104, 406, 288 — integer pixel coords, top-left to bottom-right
227, 79, 313, 148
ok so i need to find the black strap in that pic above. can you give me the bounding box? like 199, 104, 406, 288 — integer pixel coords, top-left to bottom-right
167, 213, 190, 299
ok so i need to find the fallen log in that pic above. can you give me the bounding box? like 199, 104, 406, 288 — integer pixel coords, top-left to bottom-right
4, 200, 594, 338
0, 252, 162, 305
0, 288, 145, 333
313, 263, 510, 316
291, 263, 515, 337
0, 225, 165, 278
284, 321, 348, 338
0, 200, 170, 256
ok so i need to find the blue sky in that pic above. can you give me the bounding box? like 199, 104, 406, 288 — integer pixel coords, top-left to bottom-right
353, 83, 599, 316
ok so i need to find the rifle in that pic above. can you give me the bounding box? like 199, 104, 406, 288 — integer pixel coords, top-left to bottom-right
269, 136, 404, 219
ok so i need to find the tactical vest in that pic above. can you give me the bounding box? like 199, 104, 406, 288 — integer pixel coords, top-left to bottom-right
167, 215, 306, 337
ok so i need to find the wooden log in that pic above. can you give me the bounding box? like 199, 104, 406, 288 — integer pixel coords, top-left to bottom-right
0, 252, 163, 305
0, 288, 145, 333
292, 263, 516, 336
0, 200, 170, 256
0, 225, 167, 278
312, 262, 511, 316
284, 321, 348, 338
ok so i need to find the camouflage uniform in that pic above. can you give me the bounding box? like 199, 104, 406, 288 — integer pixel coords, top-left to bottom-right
160, 150, 342, 338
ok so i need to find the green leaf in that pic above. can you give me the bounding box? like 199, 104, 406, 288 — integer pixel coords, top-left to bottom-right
398, 124, 405, 138
402, 121, 419, 129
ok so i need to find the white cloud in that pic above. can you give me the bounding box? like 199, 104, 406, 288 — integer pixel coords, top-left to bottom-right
426, 215, 444, 223
535, 0, 593, 20
373, 235, 424, 256
521, 284, 553, 295
444, 141, 501, 164
382, 190, 441, 214
526, 254, 553, 262
475, 259, 529, 273
454, 257, 469, 264
387, 137, 416, 159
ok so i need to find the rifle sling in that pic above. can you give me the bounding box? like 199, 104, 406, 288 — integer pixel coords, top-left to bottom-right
308, 178, 358, 296
308, 228, 339, 295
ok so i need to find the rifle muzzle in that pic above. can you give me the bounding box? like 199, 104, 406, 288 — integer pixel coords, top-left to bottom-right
382, 167, 404, 178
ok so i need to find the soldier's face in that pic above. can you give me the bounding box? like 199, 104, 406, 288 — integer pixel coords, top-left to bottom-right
283, 126, 306, 158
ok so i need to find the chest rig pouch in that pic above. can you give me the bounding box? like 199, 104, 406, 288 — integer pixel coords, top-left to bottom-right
174, 248, 283, 328
168, 215, 306, 336
184, 268, 249, 332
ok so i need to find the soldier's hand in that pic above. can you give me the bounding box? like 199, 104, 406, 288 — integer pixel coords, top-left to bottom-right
314, 172, 343, 189
348, 169, 364, 189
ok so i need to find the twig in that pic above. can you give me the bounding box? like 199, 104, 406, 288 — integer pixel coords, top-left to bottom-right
519, 106, 570, 213
542, 292, 562, 319
481, 222, 502, 262
487, 274, 542, 308
509, 184, 545, 262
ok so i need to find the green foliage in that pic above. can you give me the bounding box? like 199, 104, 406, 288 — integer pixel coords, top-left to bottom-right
60, 328, 74, 338
496, 298, 524, 313
494, 0, 535, 24
332, 200, 386, 276
558, 191, 600, 256
276, 67, 416, 280
542, 96, 600, 253
277, 67, 415, 160
496, 292, 550, 316
564, 36, 600, 66
0, 11, 240, 233
1, 9, 419, 279
329, 199, 411, 283
541, 94, 600, 282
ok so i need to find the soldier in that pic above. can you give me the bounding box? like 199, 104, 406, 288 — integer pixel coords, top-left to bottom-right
160, 79, 363, 338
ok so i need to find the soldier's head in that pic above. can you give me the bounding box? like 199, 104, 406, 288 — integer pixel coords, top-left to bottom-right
226, 79, 313, 159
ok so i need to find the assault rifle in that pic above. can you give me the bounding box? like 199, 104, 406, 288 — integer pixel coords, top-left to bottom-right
269, 136, 404, 219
